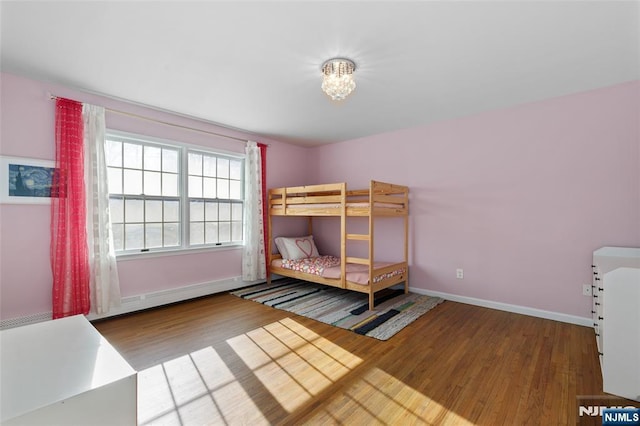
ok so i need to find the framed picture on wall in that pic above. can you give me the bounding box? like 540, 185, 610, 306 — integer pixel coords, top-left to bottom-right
0, 156, 57, 204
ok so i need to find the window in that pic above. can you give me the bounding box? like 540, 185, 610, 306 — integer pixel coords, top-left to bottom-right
105, 132, 244, 254
187, 151, 244, 245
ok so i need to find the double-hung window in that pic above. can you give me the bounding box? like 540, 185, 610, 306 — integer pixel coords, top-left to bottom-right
105, 131, 244, 254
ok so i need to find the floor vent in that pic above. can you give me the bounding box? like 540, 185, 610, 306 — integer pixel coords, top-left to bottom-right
0, 312, 52, 330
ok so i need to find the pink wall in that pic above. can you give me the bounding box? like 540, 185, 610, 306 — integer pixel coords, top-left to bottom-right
2, 72, 637, 321
0, 73, 310, 319
311, 81, 640, 318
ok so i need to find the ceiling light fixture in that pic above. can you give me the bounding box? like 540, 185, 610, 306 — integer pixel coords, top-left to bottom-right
321, 58, 356, 101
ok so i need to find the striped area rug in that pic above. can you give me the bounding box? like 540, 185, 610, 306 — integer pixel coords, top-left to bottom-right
230, 278, 444, 341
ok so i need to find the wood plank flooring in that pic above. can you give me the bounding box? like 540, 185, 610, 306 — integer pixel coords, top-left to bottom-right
93, 292, 620, 425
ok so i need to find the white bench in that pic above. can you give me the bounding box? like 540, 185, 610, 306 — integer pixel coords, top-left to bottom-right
1, 315, 137, 425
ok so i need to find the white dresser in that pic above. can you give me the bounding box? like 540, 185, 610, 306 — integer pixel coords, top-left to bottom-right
0, 315, 137, 425
591, 247, 640, 402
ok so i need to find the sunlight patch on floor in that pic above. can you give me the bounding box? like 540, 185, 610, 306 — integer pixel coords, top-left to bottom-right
227, 317, 363, 413
137, 346, 268, 425
132, 317, 474, 424
305, 367, 475, 425
134, 317, 473, 424
136, 317, 362, 424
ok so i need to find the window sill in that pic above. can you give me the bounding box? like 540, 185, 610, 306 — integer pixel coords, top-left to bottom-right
115, 244, 243, 261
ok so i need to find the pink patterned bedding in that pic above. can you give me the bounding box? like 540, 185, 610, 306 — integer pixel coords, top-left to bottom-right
274, 256, 406, 286
280, 255, 341, 275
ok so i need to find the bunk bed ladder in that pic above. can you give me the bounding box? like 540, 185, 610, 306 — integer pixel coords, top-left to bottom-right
404, 196, 409, 294
368, 180, 375, 310
346, 231, 373, 306
345, 181, 376, 310
340, 182, 347, 290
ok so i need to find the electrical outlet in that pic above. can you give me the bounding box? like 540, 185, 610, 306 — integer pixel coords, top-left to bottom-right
456, 268, 464, 279
582, 284, 592, 296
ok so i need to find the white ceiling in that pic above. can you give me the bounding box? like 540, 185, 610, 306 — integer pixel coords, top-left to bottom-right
1, 1, 638, 146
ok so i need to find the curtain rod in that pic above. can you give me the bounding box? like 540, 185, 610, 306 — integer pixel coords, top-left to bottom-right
48, 93, 254, 144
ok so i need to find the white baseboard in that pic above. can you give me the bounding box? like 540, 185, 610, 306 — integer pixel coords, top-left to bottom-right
0, 276, 259, 329
86, 276, 259, 321
412, 286, 592, 327
2, 280, 592, 330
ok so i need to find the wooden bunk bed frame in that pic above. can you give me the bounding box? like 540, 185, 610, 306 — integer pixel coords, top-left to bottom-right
267, 180, 409, 310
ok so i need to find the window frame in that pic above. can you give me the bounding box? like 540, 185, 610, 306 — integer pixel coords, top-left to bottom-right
105, 130, 245, 258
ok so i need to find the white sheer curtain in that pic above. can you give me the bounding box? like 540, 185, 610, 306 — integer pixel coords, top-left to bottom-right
242, 141, 267, 281
83, 104, 121, 314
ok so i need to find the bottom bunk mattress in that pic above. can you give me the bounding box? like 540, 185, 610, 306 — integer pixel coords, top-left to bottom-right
272, 255, 406, 285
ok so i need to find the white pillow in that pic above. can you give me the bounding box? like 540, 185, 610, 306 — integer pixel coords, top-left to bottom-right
274, 235, 320, 260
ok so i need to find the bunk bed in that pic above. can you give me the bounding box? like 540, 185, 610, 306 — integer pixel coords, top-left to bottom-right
267, 180, 409, 311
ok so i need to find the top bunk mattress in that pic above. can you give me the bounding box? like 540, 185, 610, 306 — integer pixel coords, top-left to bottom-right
271, 201, 400, 210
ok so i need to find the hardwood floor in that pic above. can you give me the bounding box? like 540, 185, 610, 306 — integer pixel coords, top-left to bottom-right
93, 292, 617, 425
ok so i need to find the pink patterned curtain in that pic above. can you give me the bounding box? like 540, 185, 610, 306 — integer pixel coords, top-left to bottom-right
242, 141, 267, 281
51, 98, 90, 318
